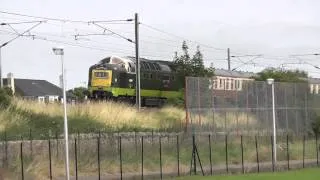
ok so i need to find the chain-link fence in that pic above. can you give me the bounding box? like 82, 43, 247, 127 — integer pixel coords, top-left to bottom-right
185, 77, 320, 135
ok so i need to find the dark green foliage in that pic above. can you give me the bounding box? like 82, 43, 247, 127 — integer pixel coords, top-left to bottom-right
0, 88, 12, 108
254, 68, 308, 82
173, 41, 214, 86
67, 87, 89, 101
311, 116, 320, 135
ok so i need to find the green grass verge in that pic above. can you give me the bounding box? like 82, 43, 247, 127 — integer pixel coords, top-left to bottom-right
175, 168, 320, 180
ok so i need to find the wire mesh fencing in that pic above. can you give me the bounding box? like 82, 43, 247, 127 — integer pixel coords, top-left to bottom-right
185, 77, 320, 135
0, 132, 319, 180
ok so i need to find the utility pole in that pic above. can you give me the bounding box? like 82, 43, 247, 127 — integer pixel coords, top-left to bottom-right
135, 13, 141, 110
227, 48, 230, 71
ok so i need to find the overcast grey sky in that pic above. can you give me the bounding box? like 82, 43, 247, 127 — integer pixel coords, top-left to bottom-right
1, 0, 320, 89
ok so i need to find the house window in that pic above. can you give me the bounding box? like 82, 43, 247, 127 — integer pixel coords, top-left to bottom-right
219, 79, 223, 89
230, 79, 234, 90
316, 85, 319, 94
235, 80, 238, 89
237, 80, 241, 90
310, 84, 314, 94
214, 80, 218, 89
225, 79, 229, 90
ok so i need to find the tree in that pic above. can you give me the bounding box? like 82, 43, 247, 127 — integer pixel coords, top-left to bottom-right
173, 41, 214, 85
254, 68, 308, 82
0, 88, 12, 108
67, 87, 89, 102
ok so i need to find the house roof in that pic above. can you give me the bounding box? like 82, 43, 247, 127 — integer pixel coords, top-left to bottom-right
4, 78, 63, 97
308, 77, 320, 84
214, 69, 257, 78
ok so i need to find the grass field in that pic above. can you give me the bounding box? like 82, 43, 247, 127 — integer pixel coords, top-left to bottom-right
175, 168, 320, 180
0, 98, 258, 139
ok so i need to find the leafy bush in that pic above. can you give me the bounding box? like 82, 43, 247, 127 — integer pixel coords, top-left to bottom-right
311, 116, 320, 135
0, 88, 12, 108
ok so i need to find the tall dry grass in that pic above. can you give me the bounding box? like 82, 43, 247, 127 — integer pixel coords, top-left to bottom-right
0, 98, 260, 135
9, 98, 187, 131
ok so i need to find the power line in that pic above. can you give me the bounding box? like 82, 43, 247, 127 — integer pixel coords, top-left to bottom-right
140, 22, 226, 51
73, 33, 114, 40
1, 21, 44, 47
90, 22, 134, 43
0, 10, 132, 24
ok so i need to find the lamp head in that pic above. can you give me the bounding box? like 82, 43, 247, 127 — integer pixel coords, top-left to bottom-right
267, 78, 274, 85
52, 46, 64, 55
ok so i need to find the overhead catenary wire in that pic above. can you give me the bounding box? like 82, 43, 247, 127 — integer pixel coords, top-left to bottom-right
140, 22, 226, 51
0, 10, 133, 24
3, 11, 320, 74
90, 22, 134, 43
1, 21, 44, 47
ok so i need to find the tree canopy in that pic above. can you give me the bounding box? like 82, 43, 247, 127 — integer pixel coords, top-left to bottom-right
173, 41, 214, 85
254, 68, 308, 82
67, 87, 89, 102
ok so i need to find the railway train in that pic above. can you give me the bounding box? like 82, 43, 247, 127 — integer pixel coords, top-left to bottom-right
87, 56, 184, 106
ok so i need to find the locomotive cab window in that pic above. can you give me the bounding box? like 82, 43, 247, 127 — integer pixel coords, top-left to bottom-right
163, 75, 170, 80
94, 72, 109, 79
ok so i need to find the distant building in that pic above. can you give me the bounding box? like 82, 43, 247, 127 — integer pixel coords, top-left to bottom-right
308, 77, 320, 94
3, 73, 73, 103
212, 69, 256, 91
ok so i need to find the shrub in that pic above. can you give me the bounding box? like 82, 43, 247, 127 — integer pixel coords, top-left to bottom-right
0, 88, 12, 108
311, 116, 320, 135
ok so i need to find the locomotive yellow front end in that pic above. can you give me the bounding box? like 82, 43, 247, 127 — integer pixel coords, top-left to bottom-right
89, 69, 113, 99
91, 69, 112, 87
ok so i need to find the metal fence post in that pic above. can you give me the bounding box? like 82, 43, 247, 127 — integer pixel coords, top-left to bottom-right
49, 138, 52, 180
74, 138, 78, 180
20, 142, 24, 180
77, 130, 80, 156
271, 135, 275, 172
134, 130, 137, 155
241, 135, 244, 174
159, 136, 162, 180
29, 128, 33, 157
225, 135, 228, 173
97, 134, 101, 180
209, 134, 212, 175
119, 136, 122, 180
176, 134, 180, 177
55, 131, 59, 158
316, 134, 319, 166
4, 131, 7, 168
303, 135, 305, 168
255, 136, 260, 173
141, 136, 144, 180
151, 130, 154, 145
287, 134, 290, 170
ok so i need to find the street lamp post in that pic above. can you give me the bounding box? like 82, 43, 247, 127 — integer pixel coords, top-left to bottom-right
267, 78, 276, 165
52, 47, 69, 180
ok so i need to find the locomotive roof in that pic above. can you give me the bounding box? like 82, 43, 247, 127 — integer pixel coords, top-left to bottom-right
96, 56, 174, 72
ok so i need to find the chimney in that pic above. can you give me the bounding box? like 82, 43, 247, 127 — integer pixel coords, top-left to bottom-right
7, 73, 15, 95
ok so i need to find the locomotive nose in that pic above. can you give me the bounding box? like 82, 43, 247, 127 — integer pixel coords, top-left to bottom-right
91, 70, 112, 87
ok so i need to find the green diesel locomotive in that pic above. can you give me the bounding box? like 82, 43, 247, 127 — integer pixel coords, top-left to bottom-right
88, 56, 183, 106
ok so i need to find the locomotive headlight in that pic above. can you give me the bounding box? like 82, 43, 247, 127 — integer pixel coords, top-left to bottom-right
129, 79, 133, 82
